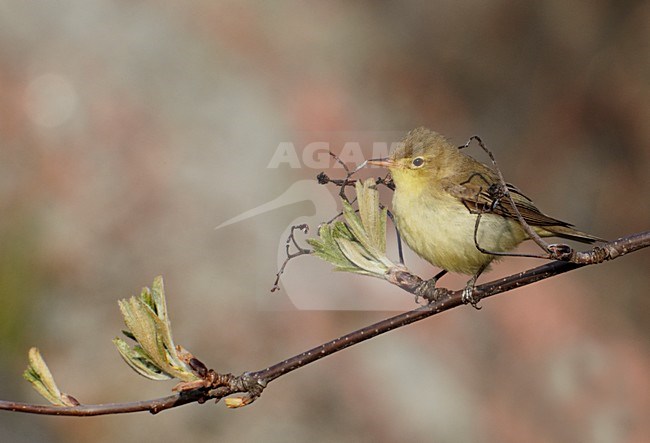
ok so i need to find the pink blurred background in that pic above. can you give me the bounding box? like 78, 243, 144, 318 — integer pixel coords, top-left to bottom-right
0, 2, 648, 442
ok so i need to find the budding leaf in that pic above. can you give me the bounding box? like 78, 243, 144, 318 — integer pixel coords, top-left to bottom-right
113, 338, 173, 381
114, 276, 199, 383
356, 179, 386, 253
23, 347, 78, 406
308, 178, 395, 277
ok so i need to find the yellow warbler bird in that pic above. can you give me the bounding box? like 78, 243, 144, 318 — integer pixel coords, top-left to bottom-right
368, 127, 603, 304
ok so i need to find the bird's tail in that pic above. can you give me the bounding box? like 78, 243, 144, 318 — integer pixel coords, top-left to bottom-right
537, 225, 606, 244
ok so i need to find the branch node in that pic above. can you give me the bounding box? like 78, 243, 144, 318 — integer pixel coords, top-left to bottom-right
547, 243, 574, 261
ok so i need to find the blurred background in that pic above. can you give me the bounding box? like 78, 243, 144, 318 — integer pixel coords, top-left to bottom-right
0, 1, 648, 442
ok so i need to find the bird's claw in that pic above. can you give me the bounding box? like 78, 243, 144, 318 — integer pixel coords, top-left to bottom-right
461, 285, 482, 310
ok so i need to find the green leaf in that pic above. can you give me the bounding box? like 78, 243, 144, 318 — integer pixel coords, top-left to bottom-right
115, 276, 199, 383
335, 237, 389, 275
309, 178, 396, 278
307, 223, 356, 270
356, 180, 386, 253
113, 338, 172, 381
23, 347, 78, 406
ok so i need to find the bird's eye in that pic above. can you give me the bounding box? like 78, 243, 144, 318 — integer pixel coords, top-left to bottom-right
412, 157, 425, 168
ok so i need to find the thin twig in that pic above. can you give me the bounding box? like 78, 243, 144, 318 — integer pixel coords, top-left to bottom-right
316, 171, 394, 193
329, 152, 355, 203
0, 392, 202, 416
472, 212, 549, 259
271, 224, 312, 292
461, 136, 552, 253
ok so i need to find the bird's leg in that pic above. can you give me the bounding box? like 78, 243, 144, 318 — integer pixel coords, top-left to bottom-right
415, 269, 448, 303
461, 264, 488, 309
386, 209, 404, 265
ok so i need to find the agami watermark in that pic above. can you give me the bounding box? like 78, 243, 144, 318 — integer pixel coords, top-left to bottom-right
266, 140, 402, 169
217, 132, 411, 311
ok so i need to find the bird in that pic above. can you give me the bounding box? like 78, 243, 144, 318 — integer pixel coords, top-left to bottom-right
368, 127, 604, 305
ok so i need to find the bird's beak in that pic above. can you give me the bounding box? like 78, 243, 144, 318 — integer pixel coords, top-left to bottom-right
367, 157, 394, 168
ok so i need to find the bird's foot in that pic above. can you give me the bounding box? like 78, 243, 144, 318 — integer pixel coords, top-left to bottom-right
415, 274, 449, 303
461, 283, 482, 310
414, 270, 449, 304
415, 277, 440, 304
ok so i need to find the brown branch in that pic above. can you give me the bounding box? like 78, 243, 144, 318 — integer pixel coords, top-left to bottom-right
2, 230, 647, 416
250, 230, 649, 383
0, 371, 265, 416
0, 393, 196, 416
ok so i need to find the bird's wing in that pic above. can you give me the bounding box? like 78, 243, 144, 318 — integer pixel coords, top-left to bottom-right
441, 171, 573, 228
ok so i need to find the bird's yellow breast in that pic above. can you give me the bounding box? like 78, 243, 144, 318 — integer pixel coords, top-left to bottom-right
392, 184, 526, 275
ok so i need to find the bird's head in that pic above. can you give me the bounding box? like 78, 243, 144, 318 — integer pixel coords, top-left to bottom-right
367, 127, 455, 189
